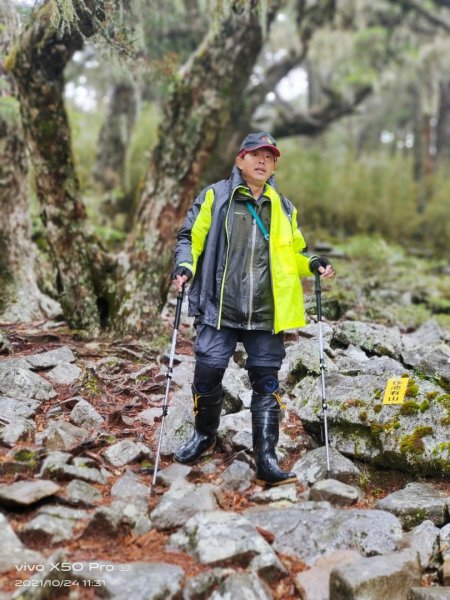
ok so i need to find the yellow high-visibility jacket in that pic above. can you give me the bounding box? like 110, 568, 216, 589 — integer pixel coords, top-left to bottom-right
174, 167, 313, 333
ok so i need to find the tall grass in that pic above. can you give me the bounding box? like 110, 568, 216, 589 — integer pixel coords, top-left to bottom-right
276, 139, 450, 254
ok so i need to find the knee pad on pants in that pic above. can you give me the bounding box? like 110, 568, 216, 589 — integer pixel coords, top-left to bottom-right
248, 366, 279, 394
193, 363, 225, 394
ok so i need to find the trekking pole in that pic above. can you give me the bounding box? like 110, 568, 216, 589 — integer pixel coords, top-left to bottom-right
314, 271, 331, 478
151, 284, 185, 495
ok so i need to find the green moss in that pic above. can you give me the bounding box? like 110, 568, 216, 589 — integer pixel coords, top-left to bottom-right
437, 394, 450, 410
405, 379, 419, 398
359, 410, 368, 422
13, 449, 37, 462
399, 401, 419, 416
400, 426, 433, 455
373, 389, 382, 400
418, 400, 430, 413
426, 391, 439, 401
373, 403, 382, 413
440, 415, 450, 426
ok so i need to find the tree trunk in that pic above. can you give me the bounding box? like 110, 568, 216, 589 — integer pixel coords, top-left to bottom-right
436, 80, 450, 164
0, 1, 60, 322
9, 0, 115, 333
115, 0, 282, 335
93, 81, 136, 193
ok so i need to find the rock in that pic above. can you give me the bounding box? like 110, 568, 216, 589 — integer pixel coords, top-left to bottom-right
0, 480, 60, 507
63, 479, 102, 507
21, 505, 88, 544
333, 320, 403, 359
25, 346, 76, 369
249, 483, 298, 504
111, 471, 150, 500
0, 396, 40, 420
170, 360, 194, 388
309, 478, 361, 506
210, 572, 273, 600
244, 504, 403, 566
156, 462, 192, 486
329, 548, 421, 600
402, 320, 444, 351
0, 332, 11, 354
103, 439, 152, 467
442, 523, 450, 586
70, 398, 104, 428
75, 561, 184, 599
151, 480, 218, 530
282, 336, 336, 384
183, 568, 235, 600
155, 387, 195, 455
40, 451, 107, 484
221, 459, 254, 491
47, 362, 82, 385
0, 367, 56, 400
401, 520, 440, 569
295, 549, 363, 600
292, 371, 450, 477
292, 447, 362, 486
169, 510, 285, 577
0, 513, 43, 573
222, 366, 249, 413
218, 410, 252, 450
39, 419, 89, 450
84, 499, 151, 537
375, 483, 450, 529
402, 345, 450, 384
408, 589, 450, 600
0, 417, 35, 446
136, 406, 162, 425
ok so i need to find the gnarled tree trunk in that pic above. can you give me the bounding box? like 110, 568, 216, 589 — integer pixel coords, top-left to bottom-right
115, 0, 282, 335
0, 0, 60, 322
9, 0, 114, 333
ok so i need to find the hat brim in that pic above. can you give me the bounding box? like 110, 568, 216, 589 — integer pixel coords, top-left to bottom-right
242, 144, 281, 157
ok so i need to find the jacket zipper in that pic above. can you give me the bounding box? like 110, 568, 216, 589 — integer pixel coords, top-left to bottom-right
217, 185, 242, 329
247, 217, 257, 329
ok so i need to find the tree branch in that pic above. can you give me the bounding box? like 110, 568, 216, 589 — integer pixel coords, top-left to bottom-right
387, 0, 450, 33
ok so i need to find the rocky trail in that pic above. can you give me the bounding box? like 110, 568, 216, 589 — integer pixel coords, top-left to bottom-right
0, 244, 450, 600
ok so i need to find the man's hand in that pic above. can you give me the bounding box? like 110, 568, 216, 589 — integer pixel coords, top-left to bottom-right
309, 256, 335, 279
170, 266, 193, 292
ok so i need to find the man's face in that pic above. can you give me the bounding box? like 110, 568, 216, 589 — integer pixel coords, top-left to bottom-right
236, 148, 277, 188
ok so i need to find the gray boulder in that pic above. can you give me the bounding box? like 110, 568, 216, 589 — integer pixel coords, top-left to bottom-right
74, 561, 184, 600
84, 499, 151, 538
151, 480, 218, 530
210, 572, 273, 600
25, 346, 76, 369
333, 320, 403, 359
0, 480, 60, 507
169, 510, 286, 578
401, 520, 441, 569
329, 548, 420, 600
0, 513, 42, 573
0, 417, 35, 446
47, 362, 82, 385
0, 396, 40, 420
292, 371, 450, 477
0, 367, 56, 401
103, 439, 152, 467
21, 505, 88, 544
63, 479, 102, 507
376, 483, 450, 529
292, 446, 362, 486
244, 504, 403, 566
402, 344, 450, 384
39, 419, 89, 450
70, 398, 104, 428
309, 478, 361, 506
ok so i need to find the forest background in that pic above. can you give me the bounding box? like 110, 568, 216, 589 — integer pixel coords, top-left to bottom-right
1, 0, 450, 342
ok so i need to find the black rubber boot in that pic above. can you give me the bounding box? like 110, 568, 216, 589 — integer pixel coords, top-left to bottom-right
174, 384, 223, 464
251, 392, 297, 486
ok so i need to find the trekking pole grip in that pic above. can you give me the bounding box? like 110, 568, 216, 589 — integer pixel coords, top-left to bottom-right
174, 283, 185, 330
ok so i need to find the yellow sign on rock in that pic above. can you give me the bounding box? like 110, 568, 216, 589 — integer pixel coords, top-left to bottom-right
383, 377, 409, 405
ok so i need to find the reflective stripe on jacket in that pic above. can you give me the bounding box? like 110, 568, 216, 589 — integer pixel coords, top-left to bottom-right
174, 166, 313, 333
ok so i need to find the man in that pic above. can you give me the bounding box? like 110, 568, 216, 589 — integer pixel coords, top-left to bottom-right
171, 132, 334, 486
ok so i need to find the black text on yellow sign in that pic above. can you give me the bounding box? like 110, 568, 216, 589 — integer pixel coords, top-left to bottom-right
383, 377, 409, 405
